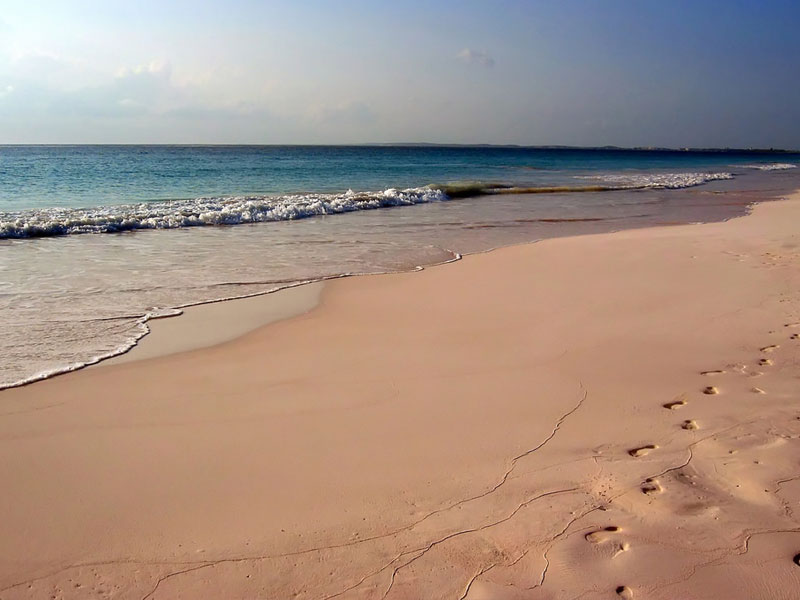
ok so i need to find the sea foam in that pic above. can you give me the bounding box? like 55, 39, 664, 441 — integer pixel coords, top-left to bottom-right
740, 163, 798, 171
577, 172, 734, 189
0, 187, 448, 239
0, 172, 740, 239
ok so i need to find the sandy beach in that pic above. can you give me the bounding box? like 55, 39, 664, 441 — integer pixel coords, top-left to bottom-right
1, 192, 799, 599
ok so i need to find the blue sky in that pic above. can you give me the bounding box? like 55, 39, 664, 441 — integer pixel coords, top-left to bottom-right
0, 0, 798, 147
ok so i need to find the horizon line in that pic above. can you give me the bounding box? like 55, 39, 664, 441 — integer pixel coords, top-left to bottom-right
0, 143, 798, 153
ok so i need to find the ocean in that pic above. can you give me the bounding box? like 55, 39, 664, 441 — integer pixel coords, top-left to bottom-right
1, 145, 799, 388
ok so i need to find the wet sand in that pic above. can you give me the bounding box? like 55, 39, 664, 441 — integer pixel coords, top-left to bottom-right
1, 192, 799, 599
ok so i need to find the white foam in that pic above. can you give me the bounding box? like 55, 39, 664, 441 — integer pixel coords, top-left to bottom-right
577, 172, 734, 189
0, 187, 449, 239
740, 163, 797, 171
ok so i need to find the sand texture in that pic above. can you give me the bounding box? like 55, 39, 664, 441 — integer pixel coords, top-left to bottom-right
1, 194, 800, 599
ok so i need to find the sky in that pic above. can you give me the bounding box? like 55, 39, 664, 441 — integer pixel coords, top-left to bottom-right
0, 0, 799, 147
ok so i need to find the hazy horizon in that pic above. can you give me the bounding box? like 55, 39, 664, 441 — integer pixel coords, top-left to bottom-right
1, 143, 799, 152
2, 0, 799, 148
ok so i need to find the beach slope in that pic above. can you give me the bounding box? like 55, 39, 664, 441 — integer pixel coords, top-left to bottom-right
1, 194, 799, 599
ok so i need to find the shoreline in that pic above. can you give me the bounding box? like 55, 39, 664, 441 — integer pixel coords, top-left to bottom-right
1, 191, 799, 599
103, 198, 760, 368
102, 247, 468, 368
104, 281, 325, 366
0, 174, 782, 389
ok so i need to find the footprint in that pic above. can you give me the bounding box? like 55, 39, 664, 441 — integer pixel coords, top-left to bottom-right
616, 585, 634, 599
681, 420, 699, 430
612, 542, 630, 559
641, 478, 662, 495
700, 370, 725, 376
702, 386, 720, 395
663, 399, 687, 410
758, 359, 773, 366
760, 345, 779, 353
585, 526, 621, 543
629, 445, 657, 458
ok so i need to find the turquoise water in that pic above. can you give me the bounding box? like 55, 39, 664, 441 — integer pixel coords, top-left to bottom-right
2, 144, 798, 209
1, 145, 799, 388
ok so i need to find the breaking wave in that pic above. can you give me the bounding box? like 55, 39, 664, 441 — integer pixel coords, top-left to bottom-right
740, 163, 797, 171
0, 171, 739, 239
575, 172, 734, 189
0, 187, 448, 239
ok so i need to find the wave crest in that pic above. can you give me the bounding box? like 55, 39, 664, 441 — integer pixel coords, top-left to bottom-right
576, 172, 734, 189
0, 187, 448, 239
0, 171, 741, 239
740, 163, 797, 171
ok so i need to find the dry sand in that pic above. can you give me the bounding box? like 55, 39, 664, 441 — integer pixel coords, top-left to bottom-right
1, 193, 800, 599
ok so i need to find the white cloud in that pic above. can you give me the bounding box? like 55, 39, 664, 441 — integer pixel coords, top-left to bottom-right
102, 59, 185, 113
456, 48, 495, 68
7, 50, 98, 91
0, 57, 276, 126
0, 58, 187, 119
116, 58, 171, 79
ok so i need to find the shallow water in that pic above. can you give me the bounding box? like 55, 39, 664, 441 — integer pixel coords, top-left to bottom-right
1, 146, 798, 388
